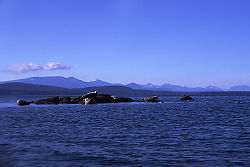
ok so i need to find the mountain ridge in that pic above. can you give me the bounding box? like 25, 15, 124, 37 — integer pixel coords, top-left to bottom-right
1, 76, 249, 92
1, 82, 250, 96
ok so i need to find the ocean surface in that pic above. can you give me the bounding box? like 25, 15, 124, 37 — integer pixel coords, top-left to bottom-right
0, 95, 249, 167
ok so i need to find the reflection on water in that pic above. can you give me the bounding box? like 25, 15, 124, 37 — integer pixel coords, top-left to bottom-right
0, 95, 249, 166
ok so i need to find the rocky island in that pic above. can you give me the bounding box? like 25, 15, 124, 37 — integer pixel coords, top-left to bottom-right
17, 91, 193, 106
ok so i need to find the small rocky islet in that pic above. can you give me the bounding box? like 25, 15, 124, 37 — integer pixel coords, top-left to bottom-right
17, 91, 193, 106
180, 94, 194, 101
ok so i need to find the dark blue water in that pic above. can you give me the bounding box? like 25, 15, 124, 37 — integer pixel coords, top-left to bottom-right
0, 95, 249, 167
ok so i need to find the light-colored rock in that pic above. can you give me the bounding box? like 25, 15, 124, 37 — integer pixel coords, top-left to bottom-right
142, 96, 158, 102
17, 100, 32, 106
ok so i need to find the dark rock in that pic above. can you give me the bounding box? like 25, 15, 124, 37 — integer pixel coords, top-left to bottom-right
60, 96, 72, 104
113, 96, 134, 103
135, 100, 145, 102
33, 96, 60, 105
77, 99, 85, 104
82, 94, 134, 104
180, 95, 193, 101
17, 100, 32, 106
84, 98, 97, 105
142, 96, 158, 102
17, 90, 135, 106
73, 92, 117, 104
71, 96, 82, 104
94, 94, 116, 103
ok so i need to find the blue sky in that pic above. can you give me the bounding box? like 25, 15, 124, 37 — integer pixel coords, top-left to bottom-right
0, 0, 249, 88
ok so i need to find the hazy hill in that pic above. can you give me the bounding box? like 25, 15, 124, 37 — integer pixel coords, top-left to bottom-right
125, 83, 222, 92
228, 85, 250, 91
0, 82, 74, 95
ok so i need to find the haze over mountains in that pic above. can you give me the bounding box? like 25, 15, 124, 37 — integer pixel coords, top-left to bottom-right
2, 76, 250, 92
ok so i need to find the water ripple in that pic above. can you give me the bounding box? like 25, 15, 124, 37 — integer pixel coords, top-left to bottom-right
0, 95, 249, 166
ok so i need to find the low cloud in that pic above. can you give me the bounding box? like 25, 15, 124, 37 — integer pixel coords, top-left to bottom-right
43, 62, 70, 70
5, 62, 71, 74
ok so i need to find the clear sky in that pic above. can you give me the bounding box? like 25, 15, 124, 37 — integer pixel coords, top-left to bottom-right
0, 0, 249, 88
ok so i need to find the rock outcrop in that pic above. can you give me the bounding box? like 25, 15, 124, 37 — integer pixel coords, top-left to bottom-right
81, 91, 98, 99
60, 97, 72, 104
84, 98, 97, 105
142, 96, 158, 102
93, 94, 116, 103
33, 96, 60, 105
17, 91, 135, 105
180, 95, 193, 101
17, 100, 32, 106
112, 96, 134, 103
70, 96, 82, 104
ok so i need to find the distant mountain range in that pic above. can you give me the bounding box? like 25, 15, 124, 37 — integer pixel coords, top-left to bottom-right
0, 82, 179, 96
1, 82, 250, 96
3, 76, 113, 89
1, 76, 250, 92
